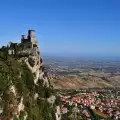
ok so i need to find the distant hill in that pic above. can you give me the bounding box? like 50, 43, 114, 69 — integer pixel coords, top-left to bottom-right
44, 57, 120, 89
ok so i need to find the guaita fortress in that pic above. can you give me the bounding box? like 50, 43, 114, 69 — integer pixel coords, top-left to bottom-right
7, 30, 39, 55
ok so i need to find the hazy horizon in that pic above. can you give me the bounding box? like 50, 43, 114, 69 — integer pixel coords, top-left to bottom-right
41, 52, 120, 61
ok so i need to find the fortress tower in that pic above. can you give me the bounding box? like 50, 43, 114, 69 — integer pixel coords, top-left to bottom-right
21, 30, 38, 48
7, 30, 39, 55
28, 30, 35, 39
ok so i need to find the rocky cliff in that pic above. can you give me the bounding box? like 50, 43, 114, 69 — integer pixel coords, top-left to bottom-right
18, 47, 50, 87
0, 44, 55, 120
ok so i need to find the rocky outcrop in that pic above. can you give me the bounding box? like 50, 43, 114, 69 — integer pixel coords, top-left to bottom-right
19, 47, 50, 87
0, 38, 54, 120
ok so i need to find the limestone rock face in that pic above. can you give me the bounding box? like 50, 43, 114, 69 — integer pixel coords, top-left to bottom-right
19, 47, 50, 87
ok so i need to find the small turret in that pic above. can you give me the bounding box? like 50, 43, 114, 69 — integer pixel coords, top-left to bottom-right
21, 35, 26, 43
21, 35, 26, 40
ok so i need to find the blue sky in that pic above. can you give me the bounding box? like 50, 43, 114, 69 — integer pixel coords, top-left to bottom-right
0, 0, 120, 56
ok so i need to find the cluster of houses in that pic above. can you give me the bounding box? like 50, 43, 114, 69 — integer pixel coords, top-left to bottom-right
55, 89, 120, 120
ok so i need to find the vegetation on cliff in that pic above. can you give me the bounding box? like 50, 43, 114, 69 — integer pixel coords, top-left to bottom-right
0, 50, 55, 120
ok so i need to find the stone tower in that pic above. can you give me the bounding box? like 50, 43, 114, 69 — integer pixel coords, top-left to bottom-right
28, 30, 35, 41
21, 30, 38, 48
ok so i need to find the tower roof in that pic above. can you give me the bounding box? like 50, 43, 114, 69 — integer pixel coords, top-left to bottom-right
28, 29, 35, 32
